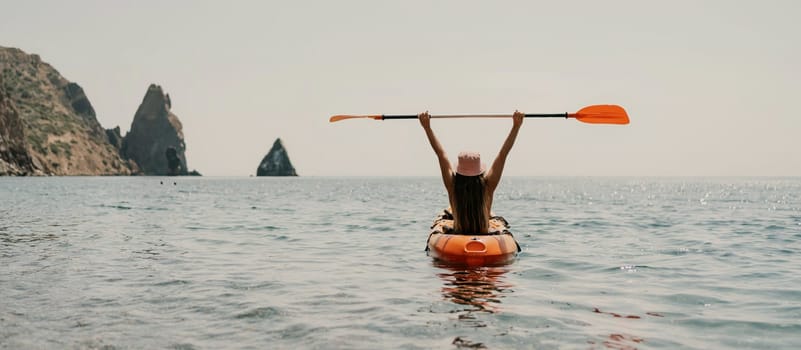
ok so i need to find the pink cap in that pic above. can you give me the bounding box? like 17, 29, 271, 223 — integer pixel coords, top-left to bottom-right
456, 151, 486, 176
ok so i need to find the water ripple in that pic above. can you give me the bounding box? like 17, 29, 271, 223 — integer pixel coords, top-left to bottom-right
234, 307, 284, 320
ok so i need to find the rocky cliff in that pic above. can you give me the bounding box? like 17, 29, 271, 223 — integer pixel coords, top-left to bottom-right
257, 138, 297, 176
120, 84, 189, 176
0, 75, 37, 175
0, 46, 132, 175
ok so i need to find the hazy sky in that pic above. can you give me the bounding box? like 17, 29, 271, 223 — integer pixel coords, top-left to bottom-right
2, 1, 799, 176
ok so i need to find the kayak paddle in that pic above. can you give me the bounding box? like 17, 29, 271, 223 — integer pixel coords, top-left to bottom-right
329, 104, 629, 125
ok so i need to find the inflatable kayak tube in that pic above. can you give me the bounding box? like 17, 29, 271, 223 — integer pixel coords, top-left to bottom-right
426, 211, 520, 266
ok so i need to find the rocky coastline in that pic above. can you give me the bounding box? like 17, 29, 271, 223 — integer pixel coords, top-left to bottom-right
1, 46, 215, 176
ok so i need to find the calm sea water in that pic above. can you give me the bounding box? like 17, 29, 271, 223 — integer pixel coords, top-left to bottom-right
1, 177, 800, 349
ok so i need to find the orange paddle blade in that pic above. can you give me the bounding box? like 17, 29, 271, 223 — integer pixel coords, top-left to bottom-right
329, 115, 383, 122
570, 105, 629, 124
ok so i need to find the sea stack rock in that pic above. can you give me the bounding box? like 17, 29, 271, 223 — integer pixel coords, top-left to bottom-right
0, 46, 131, 175
0, 75, 37, 175
121, 84, 188, 175
256, 138, 297, 176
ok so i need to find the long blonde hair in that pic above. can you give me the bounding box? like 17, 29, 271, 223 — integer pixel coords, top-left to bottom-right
452, 173, 488, 234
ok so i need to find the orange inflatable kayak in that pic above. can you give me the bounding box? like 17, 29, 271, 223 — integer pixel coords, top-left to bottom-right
426, 210, 520, 266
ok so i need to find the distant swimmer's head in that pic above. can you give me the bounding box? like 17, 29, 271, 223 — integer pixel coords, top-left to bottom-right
455, 151, 485, 177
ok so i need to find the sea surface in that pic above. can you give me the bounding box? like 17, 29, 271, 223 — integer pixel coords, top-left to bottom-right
1, 177, 800, 349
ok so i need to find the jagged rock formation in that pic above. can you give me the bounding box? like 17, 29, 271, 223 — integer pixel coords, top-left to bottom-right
257, 138, 297, 176
120, 84, 188, 175
106, 126, 122, 149
0, 47, 201, 177
0, 75, 37, 175
0, 46, 132, 175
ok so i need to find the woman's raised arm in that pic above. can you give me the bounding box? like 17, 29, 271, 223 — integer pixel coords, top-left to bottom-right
485, 111, 524, 191
419, 111, 454, 197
